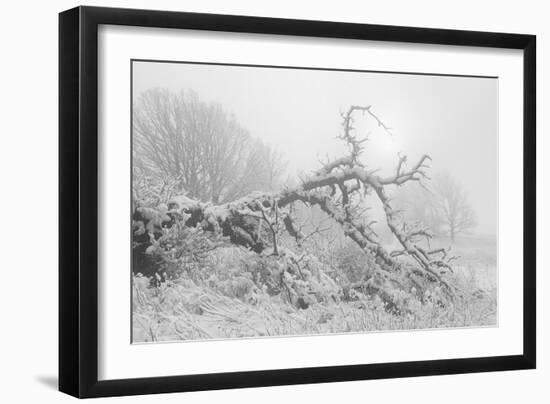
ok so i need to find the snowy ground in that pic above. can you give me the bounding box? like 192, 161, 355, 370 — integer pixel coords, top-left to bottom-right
132, 234, 497, 343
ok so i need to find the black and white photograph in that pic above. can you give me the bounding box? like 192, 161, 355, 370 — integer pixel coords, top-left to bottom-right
0, 0, 543, 401
131, 60, 498, 343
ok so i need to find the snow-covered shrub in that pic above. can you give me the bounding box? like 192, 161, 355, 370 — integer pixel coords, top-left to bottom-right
150, 222, 226, 281
132, 166, 183, 209
333, 241, 376, 284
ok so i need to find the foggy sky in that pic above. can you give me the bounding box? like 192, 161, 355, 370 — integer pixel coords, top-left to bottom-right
133, 61, 498, 235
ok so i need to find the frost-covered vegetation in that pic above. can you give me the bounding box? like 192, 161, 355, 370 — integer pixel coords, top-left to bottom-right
131, 90, 497, 343
132, 239, 496, 342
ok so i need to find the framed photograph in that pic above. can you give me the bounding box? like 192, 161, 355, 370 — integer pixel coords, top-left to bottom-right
59, 6, 536, 398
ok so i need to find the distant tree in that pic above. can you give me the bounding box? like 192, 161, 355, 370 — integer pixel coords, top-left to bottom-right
431, 173, 477, 242
133, 88, 284, 203
392, 183, 443, 235
223, 138, 286, 202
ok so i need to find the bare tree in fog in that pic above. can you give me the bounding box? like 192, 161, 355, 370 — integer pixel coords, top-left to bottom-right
223, 138, 286, 202
133, 88, 284, 203
392, 183, 443, 235
432, 172, 477, 242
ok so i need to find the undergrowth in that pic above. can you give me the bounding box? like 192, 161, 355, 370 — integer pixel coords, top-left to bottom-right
132, 244, 497, 343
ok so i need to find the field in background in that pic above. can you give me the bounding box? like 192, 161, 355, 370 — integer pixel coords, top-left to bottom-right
436, 235, 497, 291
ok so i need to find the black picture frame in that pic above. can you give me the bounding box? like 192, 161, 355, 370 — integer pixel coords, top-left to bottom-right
59, 5, 536, 398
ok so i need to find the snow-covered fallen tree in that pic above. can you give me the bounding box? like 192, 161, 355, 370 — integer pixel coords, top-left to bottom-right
133, 106, 460, 311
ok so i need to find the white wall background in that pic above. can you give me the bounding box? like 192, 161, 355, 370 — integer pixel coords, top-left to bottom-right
0, 0, 545, 402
